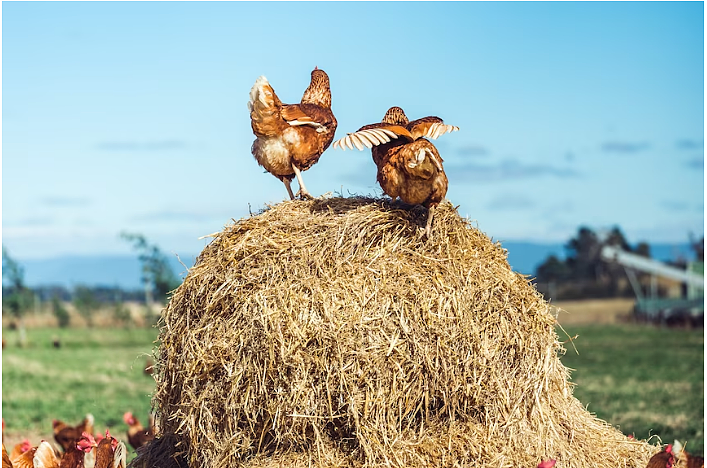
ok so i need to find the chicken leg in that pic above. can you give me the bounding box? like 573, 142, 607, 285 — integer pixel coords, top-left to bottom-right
424, 205, 436, 238
280, 177, 296, 200
291, 164, 313, 200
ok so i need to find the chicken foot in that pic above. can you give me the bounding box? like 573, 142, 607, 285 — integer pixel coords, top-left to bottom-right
291, 164, 314, 200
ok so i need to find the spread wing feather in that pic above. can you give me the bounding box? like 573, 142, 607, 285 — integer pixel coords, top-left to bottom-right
333, 124, 414, 151
408, 117, 460, 140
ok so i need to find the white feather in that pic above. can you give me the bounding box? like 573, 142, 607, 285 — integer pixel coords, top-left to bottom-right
113, 442, 127, 468
359, 131, 379, 146
381, 128, 399, 139
369, 129, 390, 144
248, 75, 270, 112
351, 134, 364, 151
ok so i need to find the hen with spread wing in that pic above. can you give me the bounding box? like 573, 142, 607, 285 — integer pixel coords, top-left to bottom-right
248, 67, 337, 200
333, 106, 458, 236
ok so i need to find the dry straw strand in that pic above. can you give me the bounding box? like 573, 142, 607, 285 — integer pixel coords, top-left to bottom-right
132, 196, 659, 468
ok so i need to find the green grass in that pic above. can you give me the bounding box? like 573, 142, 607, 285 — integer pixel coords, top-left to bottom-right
3, 324, 703, 459
558, 323, 704, 455
2, 326, 158, 455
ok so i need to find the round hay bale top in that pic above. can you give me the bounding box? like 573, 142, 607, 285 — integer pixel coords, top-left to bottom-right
139, 197, 657, 468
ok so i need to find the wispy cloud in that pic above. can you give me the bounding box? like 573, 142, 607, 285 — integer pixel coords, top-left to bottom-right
487, 194, 535, 211
129, 209, 223, 223
660, 200, 689, 212
41, 197, 90, 207
685, 155, 704, 170
444, 159, 581, 182
457, 144, 490, 157
601, 141, 650, 153
676, 139, 703, 150
96, 140, 189, 151
3, 216, 56, 228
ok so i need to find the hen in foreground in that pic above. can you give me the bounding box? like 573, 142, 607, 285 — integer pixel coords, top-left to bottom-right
248, 68, 337, 200
645, 441, 704, 468
333, 106, 458, 237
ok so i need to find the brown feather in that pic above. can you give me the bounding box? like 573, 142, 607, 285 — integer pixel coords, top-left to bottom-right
249, 68, 337, 196
2, 445, 12, 468
406, 116, 445, 140
92, 438, 114, 468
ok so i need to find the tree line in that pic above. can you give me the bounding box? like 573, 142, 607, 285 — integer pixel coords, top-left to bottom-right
2, 233, 181, 334
533, 226, 703, 300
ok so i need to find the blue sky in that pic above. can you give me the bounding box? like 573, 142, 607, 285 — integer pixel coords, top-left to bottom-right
2, 1, 704, 261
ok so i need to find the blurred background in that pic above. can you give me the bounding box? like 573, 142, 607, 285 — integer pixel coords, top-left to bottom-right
2, 0, 704, 461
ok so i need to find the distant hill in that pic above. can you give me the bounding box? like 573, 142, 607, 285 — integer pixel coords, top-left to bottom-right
16, 242, 696, 290
20, 254, 198, 290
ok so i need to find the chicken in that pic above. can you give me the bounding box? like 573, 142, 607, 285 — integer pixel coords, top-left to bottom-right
78, 432, 125, 468
646, 441, 704, 468
333, 106, 458, 237
53, 415, 94, 453
28, 441, 59, 468
8, 441, 58, 468
2, 445, 12, 468
248, 67, 337, 200
143, 358, 154, 376
122, 413, 154, 451
8, 440, 31, 463
673, 440, 704, 468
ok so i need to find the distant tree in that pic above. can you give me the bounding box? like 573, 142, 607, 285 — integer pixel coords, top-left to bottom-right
535, 226, 650, 299
689, 234, 704, 262
535, 255, 571, 283
564, 226, 602, 281
634, 242, 651, 258
52, 296, 71, 328
120, 232, 181, 306
73, 285, 99, 327
2, 247, 34, 346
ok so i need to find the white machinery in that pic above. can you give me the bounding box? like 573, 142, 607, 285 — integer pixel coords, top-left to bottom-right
600, 245, 704, 322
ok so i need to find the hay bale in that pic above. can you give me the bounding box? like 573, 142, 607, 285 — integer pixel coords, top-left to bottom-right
139, 196, 658, 468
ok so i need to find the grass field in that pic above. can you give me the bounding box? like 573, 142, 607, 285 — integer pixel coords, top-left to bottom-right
2, 300, 704, 459
559, 323, 704, 454
2, 326, 157, 459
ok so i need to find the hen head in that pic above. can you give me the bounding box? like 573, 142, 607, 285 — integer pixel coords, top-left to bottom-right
301, 68, 332, 108
105, 430, 119, 450
382, 107, 409, 126
77, 432, 97, 452
19, 439, 32, 453
122, 412, 137, 426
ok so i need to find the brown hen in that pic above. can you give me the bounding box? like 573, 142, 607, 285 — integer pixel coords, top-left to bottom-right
8, 441, 58, 468
248, 67, 337, 200
122, 413, 155, 451
53, 414, 94, 454
2, 445, 12, 468
333, 106, 459, 236
646, 441, 704, 468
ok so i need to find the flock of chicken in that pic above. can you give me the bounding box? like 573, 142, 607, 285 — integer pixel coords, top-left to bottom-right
248, 67, 459, 237
2, 412, 155, 468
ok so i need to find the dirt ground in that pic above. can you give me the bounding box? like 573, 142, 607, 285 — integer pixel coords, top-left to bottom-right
550, 298, 636, 325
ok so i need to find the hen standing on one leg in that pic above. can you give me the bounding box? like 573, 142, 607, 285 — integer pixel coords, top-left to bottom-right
333, 106, 459, 237
248, 67, 337, 200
